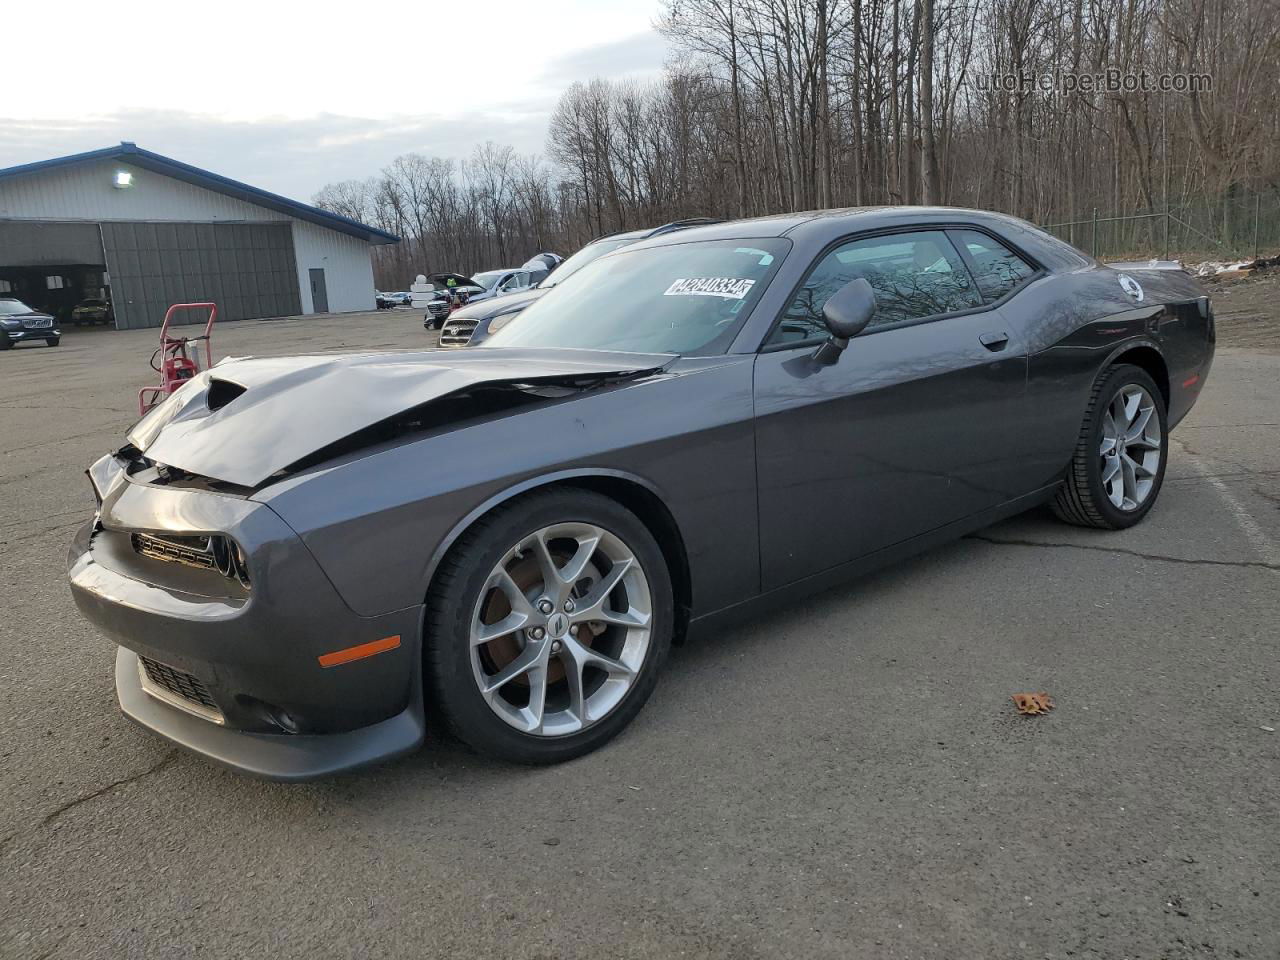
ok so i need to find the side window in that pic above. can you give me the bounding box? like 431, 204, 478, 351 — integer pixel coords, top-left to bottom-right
950, 229, 1036, 302
767, 230, 981, 345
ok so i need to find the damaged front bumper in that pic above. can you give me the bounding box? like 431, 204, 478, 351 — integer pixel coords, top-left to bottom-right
67, 454, 425, 780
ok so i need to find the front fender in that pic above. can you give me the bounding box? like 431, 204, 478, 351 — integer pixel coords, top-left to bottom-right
417, 466, 671, 599
255, 358, 758, 618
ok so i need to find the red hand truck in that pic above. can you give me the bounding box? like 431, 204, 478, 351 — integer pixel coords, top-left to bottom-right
138, 302, 218, 415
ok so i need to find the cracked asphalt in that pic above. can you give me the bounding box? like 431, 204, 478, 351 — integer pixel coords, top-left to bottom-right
2, 304, 1278, 960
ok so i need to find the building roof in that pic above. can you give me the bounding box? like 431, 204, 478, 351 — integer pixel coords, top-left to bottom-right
0, 142, 400, 245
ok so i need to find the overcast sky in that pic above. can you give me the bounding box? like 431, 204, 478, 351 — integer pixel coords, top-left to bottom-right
0, 0, 668, 201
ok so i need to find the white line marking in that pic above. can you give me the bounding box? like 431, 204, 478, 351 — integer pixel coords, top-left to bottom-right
1174, 438, 1280, 566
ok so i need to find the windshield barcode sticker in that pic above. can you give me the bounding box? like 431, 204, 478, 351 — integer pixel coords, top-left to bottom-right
663, 277, 756, 299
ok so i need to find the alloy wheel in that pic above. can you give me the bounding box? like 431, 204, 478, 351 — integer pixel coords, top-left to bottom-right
469, 522, 653, 737
1099, 384, 1162, 511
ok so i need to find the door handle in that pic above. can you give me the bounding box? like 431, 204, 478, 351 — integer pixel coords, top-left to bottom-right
979, 331, 1010, 352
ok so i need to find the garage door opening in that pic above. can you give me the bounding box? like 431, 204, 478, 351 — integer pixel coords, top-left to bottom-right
0, 222, 115, 335
0, 266, 112, 327
0, 219, 305, 333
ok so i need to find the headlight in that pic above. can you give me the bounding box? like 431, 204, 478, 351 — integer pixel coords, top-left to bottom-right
0, 318, 20, 328
488, 311, 520, 334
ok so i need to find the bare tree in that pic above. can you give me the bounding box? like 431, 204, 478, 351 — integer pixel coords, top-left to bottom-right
318, 0, 1280, 286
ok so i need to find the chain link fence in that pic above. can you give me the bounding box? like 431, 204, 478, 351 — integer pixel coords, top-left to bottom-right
1041, 190, 1280, 262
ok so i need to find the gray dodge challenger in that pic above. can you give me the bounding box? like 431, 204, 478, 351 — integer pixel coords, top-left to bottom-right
68, 208, 1214, 779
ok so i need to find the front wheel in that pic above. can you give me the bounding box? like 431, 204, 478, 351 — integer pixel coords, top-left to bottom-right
1052, 363, 1168, 529
46, 337, 60, 347
425, 489, 673, 763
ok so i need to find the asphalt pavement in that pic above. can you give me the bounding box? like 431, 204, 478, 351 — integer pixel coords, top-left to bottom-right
1, 306, 1277, 959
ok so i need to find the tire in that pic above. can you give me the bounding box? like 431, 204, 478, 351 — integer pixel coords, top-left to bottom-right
46, 337, 60, 347
0, 336, 10, 351
425, 488, 674, 764
1051, 363, 1168, 529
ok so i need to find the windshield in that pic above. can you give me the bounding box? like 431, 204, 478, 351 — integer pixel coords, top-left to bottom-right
471, 271, 506, 290
483, 238, 789, 355
0, 300, 34, 316
539, 237, 636, 289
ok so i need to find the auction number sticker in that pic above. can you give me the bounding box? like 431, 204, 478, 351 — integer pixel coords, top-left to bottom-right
663, 277, 756, 299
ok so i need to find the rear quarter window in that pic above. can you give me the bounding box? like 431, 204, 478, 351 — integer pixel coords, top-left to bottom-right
950, 229, 1037, 302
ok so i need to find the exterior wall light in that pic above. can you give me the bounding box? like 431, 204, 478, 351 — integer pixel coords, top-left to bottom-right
113, 170, 134, 189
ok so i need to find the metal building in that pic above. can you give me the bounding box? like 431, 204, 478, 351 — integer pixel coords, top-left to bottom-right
0, 142, 398, 330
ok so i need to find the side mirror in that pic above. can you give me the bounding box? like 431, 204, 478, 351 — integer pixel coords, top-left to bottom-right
813, 278, 876, 365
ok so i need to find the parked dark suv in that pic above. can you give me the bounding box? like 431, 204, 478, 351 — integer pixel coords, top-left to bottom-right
435, 219, 720, 347
0, 298, 61, 349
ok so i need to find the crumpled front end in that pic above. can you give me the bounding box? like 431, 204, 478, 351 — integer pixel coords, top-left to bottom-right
67, 450, 424, 780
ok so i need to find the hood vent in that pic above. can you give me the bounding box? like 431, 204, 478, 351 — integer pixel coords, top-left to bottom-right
207, 378, 247, 410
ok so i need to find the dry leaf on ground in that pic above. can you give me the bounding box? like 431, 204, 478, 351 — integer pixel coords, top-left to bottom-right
1012, 692, 1054, 715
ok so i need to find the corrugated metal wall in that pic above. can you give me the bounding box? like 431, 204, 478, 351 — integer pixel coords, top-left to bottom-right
291, 219, 378, 313
100, 222, 301, 330
0, 158, 376, 318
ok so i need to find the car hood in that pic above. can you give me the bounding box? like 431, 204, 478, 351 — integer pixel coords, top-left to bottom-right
450, 288, 546, 321
427, 272, 479, 289
126, 348, 674, 488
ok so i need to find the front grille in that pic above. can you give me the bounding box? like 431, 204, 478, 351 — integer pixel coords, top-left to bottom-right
439, 318, 479, 347
132, 532, 216, 570
22, 317, 53, 329
427, 301, 451, 318
139, 656, 223, 722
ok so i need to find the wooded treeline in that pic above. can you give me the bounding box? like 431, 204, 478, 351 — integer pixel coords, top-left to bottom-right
315, 0, 1280, 286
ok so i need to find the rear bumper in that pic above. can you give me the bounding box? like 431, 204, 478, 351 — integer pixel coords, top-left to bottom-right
1170, 339, 1214, 430
67, 458, 426, 780
1166, 297, 1216, 430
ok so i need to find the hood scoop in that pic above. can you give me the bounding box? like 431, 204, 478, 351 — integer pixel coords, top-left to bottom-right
127, 348, 671, 488
206, 378, 247, 410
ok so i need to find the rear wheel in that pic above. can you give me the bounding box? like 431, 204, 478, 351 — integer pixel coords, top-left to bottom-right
425, 489, 673, 763
1052, 363, 1167, 529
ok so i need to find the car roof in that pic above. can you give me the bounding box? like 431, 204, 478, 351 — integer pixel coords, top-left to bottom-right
626, 206, 1077, 266
589, 217, 724, 246
624, 211, 824, 249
